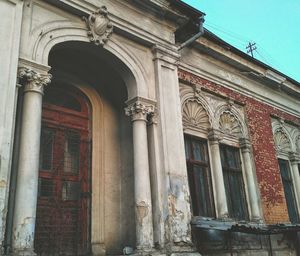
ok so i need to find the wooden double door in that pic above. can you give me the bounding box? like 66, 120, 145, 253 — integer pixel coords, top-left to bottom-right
34, 87, 91, 255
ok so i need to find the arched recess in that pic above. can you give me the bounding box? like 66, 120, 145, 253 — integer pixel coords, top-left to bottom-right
39, 32, 137, 255
28, 20, 149, 100
44, 64, 136, 253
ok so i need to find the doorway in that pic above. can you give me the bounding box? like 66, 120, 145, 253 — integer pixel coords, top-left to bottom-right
34, 84, 91, 255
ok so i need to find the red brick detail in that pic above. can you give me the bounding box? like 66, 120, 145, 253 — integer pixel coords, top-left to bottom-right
178, 69, 300, 224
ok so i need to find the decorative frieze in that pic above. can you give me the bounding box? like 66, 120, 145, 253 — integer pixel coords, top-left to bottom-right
18, 67, 52, 95
83, 6, 113, 46
180, 83, 247, 141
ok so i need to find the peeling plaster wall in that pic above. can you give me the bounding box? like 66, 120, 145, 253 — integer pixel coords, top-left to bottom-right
0, 0, 24, 251
178, 70, 300, 224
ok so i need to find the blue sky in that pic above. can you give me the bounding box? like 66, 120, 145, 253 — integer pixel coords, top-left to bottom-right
182, 0, 300, 83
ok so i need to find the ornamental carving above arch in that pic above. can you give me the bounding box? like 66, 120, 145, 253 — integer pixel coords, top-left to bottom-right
273, 128, 292, 152
219, 111, 243, 138
296, 135, 300, 153
182, 99, 210, 129
83, 6, 113, 46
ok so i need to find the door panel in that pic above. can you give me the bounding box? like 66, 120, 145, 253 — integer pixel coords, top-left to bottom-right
35, 88, 91, 255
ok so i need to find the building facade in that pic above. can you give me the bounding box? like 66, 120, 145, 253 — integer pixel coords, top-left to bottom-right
0, 0, 299, 255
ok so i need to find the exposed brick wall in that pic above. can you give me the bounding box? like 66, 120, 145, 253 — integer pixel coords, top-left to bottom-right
178, 69, 300, 224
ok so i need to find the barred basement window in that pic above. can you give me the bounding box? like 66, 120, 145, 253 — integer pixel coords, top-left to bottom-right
185, 136, 215, 217
278, 159, 299, 223
220, 144, 249, 220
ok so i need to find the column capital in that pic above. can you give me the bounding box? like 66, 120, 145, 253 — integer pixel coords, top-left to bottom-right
289, 152, 300, 163
239, 137, 252, 152
152, 44, 180, 65
208, 129, 222, 143
18, 67, 52, 95
125, 98, 156, 122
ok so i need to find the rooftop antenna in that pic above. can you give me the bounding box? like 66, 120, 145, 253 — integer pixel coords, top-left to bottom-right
246, 42, 257, 57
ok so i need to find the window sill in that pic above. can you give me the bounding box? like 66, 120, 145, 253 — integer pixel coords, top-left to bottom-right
191, 216, 300, 234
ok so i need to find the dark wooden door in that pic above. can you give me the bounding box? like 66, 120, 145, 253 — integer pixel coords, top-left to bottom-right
35, 87, 91, 255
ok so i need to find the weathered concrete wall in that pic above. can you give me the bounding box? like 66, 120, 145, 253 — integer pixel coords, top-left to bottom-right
0, 0, 24, 251
178, 70, 300, 224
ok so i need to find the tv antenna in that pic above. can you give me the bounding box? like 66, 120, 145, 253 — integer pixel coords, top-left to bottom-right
246, 42, 257, 57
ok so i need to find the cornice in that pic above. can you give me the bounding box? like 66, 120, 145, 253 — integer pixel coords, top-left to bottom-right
178, 63, 300, 119
18, 58, 51, 74
191, 39, 300, 99
44, 0, 181, 48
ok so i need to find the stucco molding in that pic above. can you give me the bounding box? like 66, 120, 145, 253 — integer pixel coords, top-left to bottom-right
180, 85, 214, 131
178, 64, 300, 119
125, 98, 156, 122
27, 19, 148, 99
18, 67, 52, 95
214, 102, 248, 139
272, 118, 300, 155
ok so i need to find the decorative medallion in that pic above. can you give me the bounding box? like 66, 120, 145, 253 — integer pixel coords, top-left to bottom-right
219, 111, 242, 137
273, 129, 292, 152
182, 99, 210, 129
83, 6, 113, 46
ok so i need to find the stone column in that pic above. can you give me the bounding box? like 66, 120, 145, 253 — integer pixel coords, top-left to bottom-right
289, 153, 300, 212
208, 129, 229, 219
240, 138, 262, 221
125, 98, 154, 251
147, 113, 166, 247
12, 67, 51, 256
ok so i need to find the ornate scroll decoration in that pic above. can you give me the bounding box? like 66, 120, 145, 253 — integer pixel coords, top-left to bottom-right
18, 67, 52, 95
219, 111, 242, 138
182, 99, 210, 129
296, 135, 300, 153
273, 129, 292, 152
125, 101, 155, 122
83, 6, 113, 46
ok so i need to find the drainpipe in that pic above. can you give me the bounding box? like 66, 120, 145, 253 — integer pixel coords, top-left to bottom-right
178, 14, 205, 50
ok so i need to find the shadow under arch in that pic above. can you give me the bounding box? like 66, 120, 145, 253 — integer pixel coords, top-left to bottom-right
48, 40, 141, 101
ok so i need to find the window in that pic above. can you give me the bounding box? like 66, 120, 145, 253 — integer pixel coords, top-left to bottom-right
185, 136, 215, 217
220, 144, 249, 220
39, 128, 55, 171
64, 131, 81, 174
278, 159, 299, 223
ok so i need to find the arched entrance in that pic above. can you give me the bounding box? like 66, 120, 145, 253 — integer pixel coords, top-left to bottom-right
34, 84, 91, 255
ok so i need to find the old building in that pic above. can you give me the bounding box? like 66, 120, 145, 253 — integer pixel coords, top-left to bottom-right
0, 0, 300, 255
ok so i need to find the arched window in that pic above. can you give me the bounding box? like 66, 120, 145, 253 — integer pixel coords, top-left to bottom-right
181, 84, 261, 222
